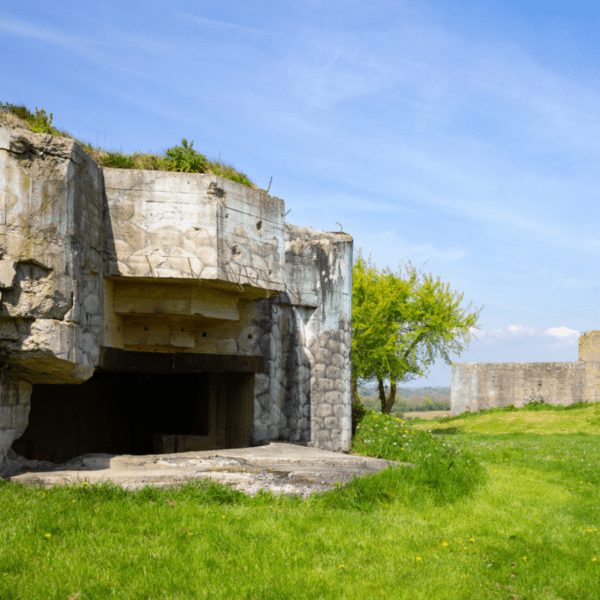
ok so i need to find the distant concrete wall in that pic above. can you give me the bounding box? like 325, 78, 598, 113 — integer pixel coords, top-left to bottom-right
451, 359, 600, 415
579, 331, 600, 362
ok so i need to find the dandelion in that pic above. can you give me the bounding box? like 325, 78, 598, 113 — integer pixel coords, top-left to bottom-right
222, 515, 226, 519
469, 538, 475, 542
339, 565, 345, 569
593, 558, 597, 562
463, 547, 467, 550
187, 532, 193, 536
442, 542, 448, 546
44, 534, 51, 539
522, 557, 527, 561
416, 557, 422, 561
82, 482, 88, 486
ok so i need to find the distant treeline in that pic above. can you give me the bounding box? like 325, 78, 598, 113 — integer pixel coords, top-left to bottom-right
359, 386, 451, 413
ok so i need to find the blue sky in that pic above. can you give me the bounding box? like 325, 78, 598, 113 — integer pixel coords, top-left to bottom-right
2, 1, 600, 387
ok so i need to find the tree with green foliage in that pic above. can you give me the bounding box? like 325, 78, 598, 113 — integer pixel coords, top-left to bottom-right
352, 249, 482, 414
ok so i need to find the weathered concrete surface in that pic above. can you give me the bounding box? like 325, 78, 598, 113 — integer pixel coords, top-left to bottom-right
579, 331, 600, 362
0, 125, 105, 384
0, 122, 354, 465
451, 332, 600, 415
275, 224, 353, 451
103, 169, 285, 292
3, 442, 409, 497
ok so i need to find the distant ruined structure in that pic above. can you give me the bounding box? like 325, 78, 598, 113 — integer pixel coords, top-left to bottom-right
0, 123, 353, 473
451, 331, 600, 414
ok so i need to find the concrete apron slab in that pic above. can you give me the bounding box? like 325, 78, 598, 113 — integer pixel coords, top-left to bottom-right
3, 443, 413, 498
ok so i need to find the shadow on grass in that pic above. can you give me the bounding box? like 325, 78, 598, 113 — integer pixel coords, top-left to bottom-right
429, 426, 465, 435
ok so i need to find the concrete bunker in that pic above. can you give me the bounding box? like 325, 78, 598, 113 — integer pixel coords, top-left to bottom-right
0, 122, 353, 475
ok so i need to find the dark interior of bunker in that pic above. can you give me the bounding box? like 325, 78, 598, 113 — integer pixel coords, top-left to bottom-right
12, 351, 257, 464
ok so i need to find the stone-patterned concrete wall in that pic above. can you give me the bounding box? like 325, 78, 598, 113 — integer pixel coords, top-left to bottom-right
451, 359, 600, 415
252, 299, 295, 442
0, 372, 32, 470
287, 225, 352, 452
305, 316, 352, 451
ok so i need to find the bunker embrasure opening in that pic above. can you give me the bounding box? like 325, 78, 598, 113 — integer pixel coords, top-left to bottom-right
12, 362, 255, 463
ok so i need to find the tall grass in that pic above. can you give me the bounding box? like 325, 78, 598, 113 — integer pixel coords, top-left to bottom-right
352, 411, 487, 506
0, 102, 255, 187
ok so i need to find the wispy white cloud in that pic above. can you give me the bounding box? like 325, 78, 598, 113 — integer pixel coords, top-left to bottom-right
0, 11, 175, 55
475, 324, 580, 351
0, 11, 77, 47
354, 229, 467, 266
254, 15, 600, 257
545, 326, 579, 339
545, 326, 580, 352
174, 13, 269, 36
551, 277, 588, 288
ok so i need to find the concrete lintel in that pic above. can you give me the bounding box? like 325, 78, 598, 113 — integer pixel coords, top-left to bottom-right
98, 347, 264, 373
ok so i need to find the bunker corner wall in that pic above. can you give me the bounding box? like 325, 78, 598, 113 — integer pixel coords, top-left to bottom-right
251, 223, 353, 452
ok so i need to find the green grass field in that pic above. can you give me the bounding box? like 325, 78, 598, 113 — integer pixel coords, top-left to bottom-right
1, 403, 599, 599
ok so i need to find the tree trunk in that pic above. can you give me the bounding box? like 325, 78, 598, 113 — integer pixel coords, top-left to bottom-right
378, 378, 397, 414
352, 375, 363, 406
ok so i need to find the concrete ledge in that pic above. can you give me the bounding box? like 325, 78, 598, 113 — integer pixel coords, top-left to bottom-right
3, 443, 413, 497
